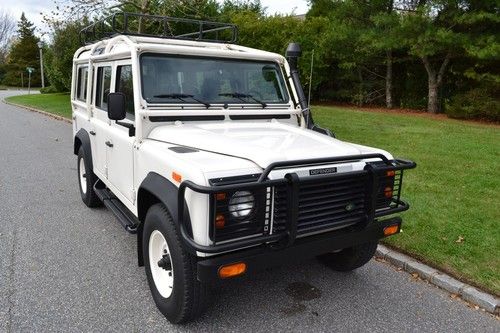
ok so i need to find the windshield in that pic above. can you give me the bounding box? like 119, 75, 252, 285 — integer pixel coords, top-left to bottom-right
140, 54, 290, 106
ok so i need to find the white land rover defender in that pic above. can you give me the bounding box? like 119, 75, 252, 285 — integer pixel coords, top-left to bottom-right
72, 13, 415, 323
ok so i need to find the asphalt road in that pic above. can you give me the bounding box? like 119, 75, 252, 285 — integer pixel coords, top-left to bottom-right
0, 90, 498, 332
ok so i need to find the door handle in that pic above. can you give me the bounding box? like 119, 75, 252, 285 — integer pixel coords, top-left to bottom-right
89, 130, 96, 136
105, 141, 113, 148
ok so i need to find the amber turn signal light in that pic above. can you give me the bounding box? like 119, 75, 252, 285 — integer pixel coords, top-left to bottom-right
384, 225, 400, 236
218, 262, 247, 279
384, 186, 393, 198
216, 193, 226, 201
172, 171, 182, 183
215, 214, 225, 229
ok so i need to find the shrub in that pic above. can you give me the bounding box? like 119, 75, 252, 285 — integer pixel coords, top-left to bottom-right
40, 85, 59, 94
445, 86, 500, 122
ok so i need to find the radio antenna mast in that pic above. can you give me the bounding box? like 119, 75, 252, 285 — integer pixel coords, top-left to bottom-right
308, 49, 314, 107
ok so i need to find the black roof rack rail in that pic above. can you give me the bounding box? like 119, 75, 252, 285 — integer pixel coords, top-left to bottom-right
79, 12, 238, 45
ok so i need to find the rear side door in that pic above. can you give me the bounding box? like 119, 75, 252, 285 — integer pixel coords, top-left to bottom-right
72, 65, 89, 134
106, 62, 136, 204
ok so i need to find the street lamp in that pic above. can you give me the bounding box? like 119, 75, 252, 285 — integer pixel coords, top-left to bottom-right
37, 41, 45, 89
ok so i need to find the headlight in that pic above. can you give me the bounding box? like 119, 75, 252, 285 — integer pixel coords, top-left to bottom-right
228, 191, 255, 218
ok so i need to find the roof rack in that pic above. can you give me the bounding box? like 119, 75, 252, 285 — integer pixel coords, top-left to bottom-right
79, 12, 238, 45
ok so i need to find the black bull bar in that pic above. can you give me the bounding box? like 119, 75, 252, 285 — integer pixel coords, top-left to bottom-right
177, 153, 416, 255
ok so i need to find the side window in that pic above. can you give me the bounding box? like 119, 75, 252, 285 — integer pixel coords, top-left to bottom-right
95, 66, 112, 111
116, 65, 134, 117
76, 66, 88, 101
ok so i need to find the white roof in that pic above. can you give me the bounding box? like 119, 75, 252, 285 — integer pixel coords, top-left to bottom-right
74, 35, 285, 63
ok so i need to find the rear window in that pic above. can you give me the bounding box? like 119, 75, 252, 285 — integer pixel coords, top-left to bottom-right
76, 66, 88, 101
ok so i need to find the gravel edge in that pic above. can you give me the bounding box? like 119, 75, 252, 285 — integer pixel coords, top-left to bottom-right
376, 244, 499, 314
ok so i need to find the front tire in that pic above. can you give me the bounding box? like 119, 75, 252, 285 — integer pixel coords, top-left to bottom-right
317, 241, 378, 271
77, 146, 101, 207
143, 204, 207, 324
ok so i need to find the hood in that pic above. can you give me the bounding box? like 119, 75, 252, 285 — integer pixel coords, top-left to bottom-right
148, 121, 391, 168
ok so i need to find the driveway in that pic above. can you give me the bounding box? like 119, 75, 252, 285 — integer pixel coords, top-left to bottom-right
0, 91, 498, 332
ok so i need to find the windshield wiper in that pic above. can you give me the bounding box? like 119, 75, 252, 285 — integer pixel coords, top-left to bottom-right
153, 93, 211, 109
219, 92, 267, 108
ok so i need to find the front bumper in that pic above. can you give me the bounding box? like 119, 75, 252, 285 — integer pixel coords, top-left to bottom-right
177, 153, 416, 257
196, 216, 402, 283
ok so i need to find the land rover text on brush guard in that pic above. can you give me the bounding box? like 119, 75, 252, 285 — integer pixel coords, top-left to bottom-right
72, 13, 416, 323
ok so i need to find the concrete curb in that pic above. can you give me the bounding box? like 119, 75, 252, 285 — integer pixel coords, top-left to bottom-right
376, 244, 499, 314
2, 99, 72, 124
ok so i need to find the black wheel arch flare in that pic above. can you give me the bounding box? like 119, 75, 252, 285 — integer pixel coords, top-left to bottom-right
74, 129, 94, 171
137, 172, 192, 266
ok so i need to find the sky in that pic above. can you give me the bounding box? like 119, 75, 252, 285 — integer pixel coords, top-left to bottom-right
0, 0, 310, 37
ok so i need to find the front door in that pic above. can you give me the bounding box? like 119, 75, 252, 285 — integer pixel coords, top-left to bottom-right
106, 63, 135, 203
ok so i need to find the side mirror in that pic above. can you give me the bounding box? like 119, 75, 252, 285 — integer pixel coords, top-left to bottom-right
108, 92, 126, 121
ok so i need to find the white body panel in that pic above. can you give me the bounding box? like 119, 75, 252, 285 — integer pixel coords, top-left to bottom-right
148, 121, 392, 169
71, 35, 392, 254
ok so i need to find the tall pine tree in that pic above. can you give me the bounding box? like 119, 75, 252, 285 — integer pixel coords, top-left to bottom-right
2, 13, 40, 87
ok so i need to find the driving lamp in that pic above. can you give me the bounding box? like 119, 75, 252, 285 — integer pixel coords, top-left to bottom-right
228, 191, 255, 218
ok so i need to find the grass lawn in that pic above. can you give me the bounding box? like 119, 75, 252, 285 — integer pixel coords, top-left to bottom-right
4, 93, 499, 294
5, 93, 71, 119
314, 106, 499, 295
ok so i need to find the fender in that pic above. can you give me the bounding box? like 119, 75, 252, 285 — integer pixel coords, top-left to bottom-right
74, 129, 94, 170
136, 172, 192, 266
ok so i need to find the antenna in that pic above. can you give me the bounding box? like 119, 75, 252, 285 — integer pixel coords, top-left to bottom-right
307, 49, 314, 107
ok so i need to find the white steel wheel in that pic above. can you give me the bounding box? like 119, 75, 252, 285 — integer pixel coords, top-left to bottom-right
149, 230, 174, 298
79, 156, 87, 195
143, 204, 208, 323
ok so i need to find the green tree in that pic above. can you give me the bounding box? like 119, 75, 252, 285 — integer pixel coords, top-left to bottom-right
361, 1, 402, 108
445, 2, 500, 120
44, 20, 88, 91
2, 13, 40, 87
307, 0, 335, 18
218, 0, 264, 18
230, 11, 300, 53
309, 0, 397, 105
38, 0, 497, 121
398, 3, 464, 113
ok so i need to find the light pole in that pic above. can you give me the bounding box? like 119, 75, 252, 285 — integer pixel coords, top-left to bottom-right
37, 41, 45, 88
26, 67, 35, 94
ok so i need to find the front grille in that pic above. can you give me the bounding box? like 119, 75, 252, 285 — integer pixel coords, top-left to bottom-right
273, 173, 368, 234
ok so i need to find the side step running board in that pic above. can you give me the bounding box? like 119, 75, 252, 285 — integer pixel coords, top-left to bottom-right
93, 180, 139, 234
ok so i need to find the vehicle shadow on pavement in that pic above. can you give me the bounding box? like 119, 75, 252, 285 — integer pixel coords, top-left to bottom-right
183, 259, 383, 329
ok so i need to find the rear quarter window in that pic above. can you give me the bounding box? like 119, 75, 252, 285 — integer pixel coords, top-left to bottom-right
76, 66, 88, 101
